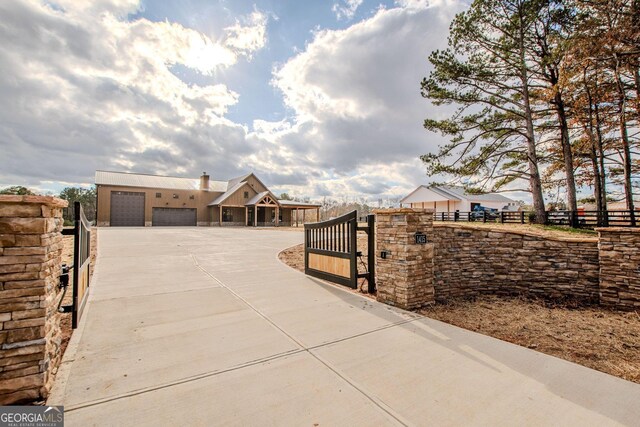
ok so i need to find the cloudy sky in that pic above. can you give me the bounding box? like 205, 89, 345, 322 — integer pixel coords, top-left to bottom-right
0, 0, 467, 202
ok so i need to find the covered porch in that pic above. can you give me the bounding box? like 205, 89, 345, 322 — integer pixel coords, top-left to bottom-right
210, 192, 321, 227
279, 200, 321, 227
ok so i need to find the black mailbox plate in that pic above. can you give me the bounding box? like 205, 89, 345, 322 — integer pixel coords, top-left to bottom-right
415, 233, 427, 244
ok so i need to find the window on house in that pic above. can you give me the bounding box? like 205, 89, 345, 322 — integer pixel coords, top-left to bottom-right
244, 191, 249, 199
222, 208, 233, 222
189, 195, 195, 200
156, 193, 162, 198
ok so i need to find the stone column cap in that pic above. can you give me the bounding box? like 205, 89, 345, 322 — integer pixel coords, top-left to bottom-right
0, 195, 68, 208
595, 227, 640, 234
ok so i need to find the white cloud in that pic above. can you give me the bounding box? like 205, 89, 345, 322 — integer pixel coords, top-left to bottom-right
332, 0, 364, 21
224, 10, 268, 55
257, 1, 464, 199
0, 0, 465, 203
0, 0, 267, 186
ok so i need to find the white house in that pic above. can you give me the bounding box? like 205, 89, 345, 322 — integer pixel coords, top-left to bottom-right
400, 185, 517, 212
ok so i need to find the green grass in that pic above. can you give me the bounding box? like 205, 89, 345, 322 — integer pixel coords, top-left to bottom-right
537, 224, 597, 235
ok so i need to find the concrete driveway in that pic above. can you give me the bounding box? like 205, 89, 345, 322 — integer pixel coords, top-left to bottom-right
49, 227, 640, 426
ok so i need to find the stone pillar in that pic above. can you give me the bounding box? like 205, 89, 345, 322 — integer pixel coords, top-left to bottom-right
597, 227, 640, 311
0, 195, 67, 404
374, 208, 435, 310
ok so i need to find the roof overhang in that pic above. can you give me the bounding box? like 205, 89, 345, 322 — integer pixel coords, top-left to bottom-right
278, 201, 321, 209
400, 186, 461, 204
245, 191, 280, 207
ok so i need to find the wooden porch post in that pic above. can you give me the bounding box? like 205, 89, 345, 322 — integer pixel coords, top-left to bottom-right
295, 208, 299, 227
275, 206, 279, 227
447, 200, 450, 212
219, 206, 222, 226
303, 209, 306, 224
255, 207, 258, 227
316, 208, 320, 221
245, 207, 248, 226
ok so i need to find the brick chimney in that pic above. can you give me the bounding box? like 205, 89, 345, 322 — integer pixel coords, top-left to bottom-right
200, 172, 210, 191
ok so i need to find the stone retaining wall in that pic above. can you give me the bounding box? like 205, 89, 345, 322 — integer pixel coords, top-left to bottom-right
431, 224, 601, 303
0, 195, 67, 404
597, 228, 640, 310
374, 209, 639, 311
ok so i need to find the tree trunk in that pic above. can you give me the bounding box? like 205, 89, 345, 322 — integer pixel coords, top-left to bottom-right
554, 93, 578, 213
518, 11, 545, 224
584, 68, 608, 223
613, 54, 636, 225
591, 70, 608, 213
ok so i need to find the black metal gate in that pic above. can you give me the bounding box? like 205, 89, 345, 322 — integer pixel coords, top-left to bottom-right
304, 211, 375, 293
61, 202, 92, 328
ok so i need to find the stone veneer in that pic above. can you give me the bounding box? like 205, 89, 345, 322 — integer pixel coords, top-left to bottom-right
374, 208, 435, 309
431, 224, 601, 303
0, 195, 67, 404
597, 227, 640, 310
373, 209, 640, 312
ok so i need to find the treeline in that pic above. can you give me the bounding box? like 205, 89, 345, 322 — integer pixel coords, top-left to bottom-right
421, 0, 639, 223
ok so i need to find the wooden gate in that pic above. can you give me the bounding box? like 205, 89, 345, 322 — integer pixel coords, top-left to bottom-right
304, 211, 375, 293
61, 201, 92, 328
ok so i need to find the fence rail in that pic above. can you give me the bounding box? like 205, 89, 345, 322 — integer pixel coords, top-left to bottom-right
433, 210, 638, 228
61, 201, 92, 328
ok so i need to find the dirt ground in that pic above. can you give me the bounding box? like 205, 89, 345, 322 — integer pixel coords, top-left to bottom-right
278, 240, 640, 384
434, 221, 598, 239
420, 297, 640, 384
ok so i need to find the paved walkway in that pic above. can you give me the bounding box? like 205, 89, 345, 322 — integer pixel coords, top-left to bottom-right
49, 228, 640, 426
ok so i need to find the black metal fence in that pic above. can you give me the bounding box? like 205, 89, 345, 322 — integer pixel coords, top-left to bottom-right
61, 202, 92, 328
434, 210, 638, 228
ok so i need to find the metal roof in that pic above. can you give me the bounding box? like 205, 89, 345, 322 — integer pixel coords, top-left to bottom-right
400, 186, 461, 204
279, 200, 321, 208
95, 170, 227, 192
245, 191, 269, 206
401, 185, 514, 204
436, 186, 514, 203
226, 173, 252, 190
208, 181, 248, 206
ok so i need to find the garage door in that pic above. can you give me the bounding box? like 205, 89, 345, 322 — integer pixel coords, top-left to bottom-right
152, 208, 197, 226
110, 191, 145, 226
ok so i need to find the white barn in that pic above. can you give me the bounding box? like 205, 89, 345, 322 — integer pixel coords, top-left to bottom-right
400, 185, 517, 212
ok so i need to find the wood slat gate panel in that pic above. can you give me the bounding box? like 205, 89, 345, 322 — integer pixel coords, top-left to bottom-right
304, 210, 375, 292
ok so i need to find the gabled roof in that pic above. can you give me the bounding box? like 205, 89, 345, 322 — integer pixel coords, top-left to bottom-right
437, 186, 514, 203
227, 172, 269, 193
246, 191, 280, 206
95, 170, 227, 192
428, 186, 463, 201
226, 173, 251, 190
400, 185, 461, 204
400, 185, 514, 204
208, 181, 249, 206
